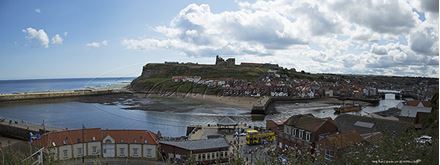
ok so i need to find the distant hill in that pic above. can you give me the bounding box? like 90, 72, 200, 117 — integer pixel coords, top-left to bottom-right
130, 63, 278, 93
129, 62, 438, 98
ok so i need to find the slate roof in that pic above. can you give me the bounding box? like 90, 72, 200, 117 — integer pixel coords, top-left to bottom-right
335, 114, 413, 136
285, 114, 335, 132
160, 138, 230, 151
400, 106, 431, 118
318, 131, 363, 149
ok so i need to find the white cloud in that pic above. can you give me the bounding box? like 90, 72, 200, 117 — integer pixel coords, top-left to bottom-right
35, 8, 41, 13
51, 34, 63, 45
86, 40, 108, 48
122, 0, 438, 77
22, 27, 49, 48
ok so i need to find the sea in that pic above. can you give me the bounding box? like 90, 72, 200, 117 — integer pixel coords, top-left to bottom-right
0, 77, 403, 137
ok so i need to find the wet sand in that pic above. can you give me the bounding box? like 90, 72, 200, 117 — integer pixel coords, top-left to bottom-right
147, 93, 260, 109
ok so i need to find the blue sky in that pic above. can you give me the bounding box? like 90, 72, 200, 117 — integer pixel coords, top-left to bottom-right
0, 0, 237, 80
0, 0, 438, 80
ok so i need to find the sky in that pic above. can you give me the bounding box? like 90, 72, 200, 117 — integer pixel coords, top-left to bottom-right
0, 0, 438, 80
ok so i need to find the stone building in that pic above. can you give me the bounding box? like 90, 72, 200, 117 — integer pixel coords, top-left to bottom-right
215, 55, 235, 67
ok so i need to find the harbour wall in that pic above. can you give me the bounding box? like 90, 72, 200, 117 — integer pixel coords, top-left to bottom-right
0, 89, 131, 102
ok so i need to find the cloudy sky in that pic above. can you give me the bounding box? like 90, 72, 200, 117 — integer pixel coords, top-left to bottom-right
0, 0, 438, 80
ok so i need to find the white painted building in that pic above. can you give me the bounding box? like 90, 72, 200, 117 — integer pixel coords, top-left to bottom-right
33, 128, 159, 161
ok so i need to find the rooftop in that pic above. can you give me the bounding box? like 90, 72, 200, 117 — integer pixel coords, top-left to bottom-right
335, 114, 412, 136
160, 138, 229, 151
285, 114, 335, 132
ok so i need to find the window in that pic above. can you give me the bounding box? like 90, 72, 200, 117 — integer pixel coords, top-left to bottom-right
220, 152, 224, 157
292, 128, 297, 137
146, 148, 152, 157
202, 153, 206, 159
325, 149, 335, 160
224, 151, 228, 157
133, 148, 138, 155
120, 148, 125, 155
198, 154, 201, 160
207, 153, 211, 159
63, 150, 68, 158
92, 146, 97, 153
305, 132, 311, 141
299, 130, 304, 139
77, 148, 82, 156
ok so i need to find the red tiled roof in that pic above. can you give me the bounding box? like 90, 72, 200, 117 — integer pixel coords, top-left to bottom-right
33, 128, 158, 148
102, 130, 158, 145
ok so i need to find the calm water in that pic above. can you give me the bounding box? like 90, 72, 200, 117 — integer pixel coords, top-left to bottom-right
0, 99, 253, 137
0, 77, 135, 94
0, 78, 403, 137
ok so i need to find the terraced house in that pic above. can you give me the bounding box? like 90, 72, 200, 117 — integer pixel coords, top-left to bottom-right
278, 114, 338, 150
32, 128, 159, 161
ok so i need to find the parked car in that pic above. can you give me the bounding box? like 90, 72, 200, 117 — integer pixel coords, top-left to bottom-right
278, 155, 288, 165
415, 135, 432, 145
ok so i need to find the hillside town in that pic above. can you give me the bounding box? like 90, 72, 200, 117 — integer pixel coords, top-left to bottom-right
169, 56, 438, 100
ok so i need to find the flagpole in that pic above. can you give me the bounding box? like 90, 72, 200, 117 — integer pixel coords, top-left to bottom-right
82, 124, 85, 164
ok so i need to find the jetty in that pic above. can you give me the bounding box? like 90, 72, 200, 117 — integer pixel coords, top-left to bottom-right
0, 89, 131, 102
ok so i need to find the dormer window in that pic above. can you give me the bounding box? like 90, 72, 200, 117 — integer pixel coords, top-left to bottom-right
77, 138, 81, 143
144, 139, 148, 144
121, 139, 124, 143
92, 137, 96, 141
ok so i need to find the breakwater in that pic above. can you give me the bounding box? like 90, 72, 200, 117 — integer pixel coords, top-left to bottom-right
251, 97, 322, 115
0, 118, 61, 141
0, 89, 131, 102
251, 96, 380, 115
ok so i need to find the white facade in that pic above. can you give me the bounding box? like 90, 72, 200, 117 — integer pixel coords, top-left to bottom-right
42, 133, 158, 161
102, 135, 116, 158
116, 144, 129, 157
87, 141, 101, 156
72, 143, 86, 158
143, 144, 157, 158
129, 144, 142, 158
58, 145, 72, 160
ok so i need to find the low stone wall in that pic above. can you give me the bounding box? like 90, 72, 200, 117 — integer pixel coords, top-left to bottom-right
0, 123, 44, 141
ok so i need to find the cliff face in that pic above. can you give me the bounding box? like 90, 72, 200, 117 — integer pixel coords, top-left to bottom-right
130, 63, 272, 91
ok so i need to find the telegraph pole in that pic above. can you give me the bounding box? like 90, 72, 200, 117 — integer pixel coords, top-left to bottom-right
82, 124, 85, 164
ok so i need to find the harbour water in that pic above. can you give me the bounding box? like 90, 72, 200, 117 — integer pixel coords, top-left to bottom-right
0, 77, 135, 94
0, 78, 403, 137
